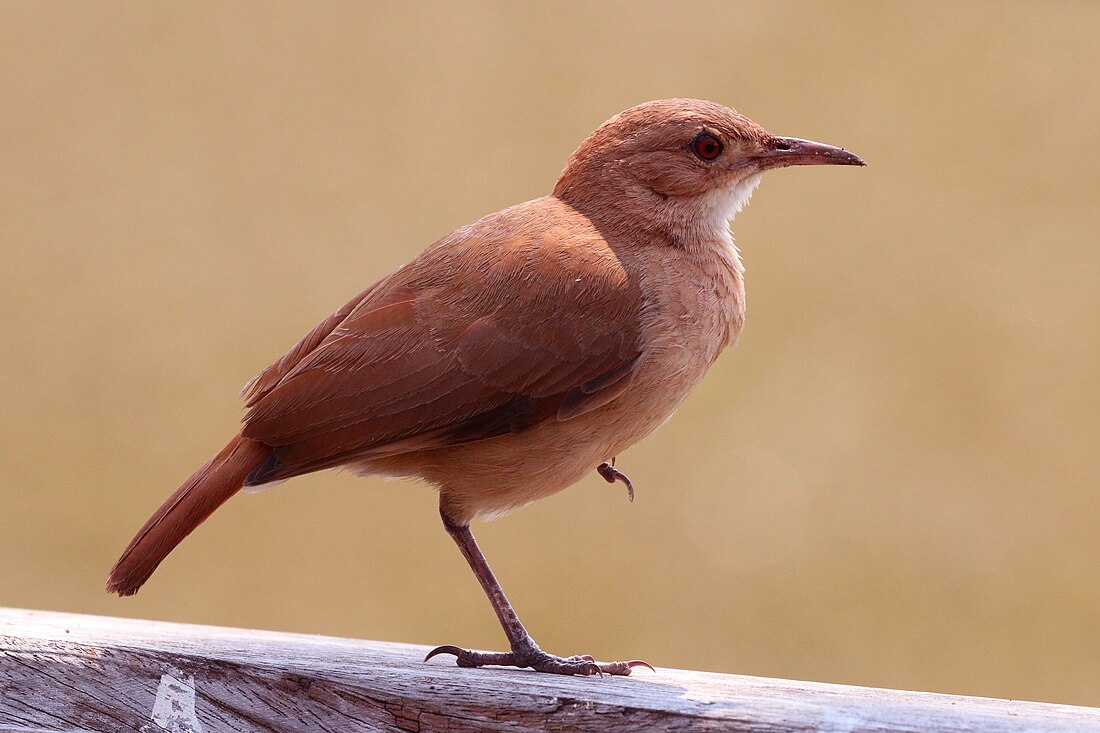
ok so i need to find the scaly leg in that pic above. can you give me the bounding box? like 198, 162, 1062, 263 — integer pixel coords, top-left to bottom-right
424, 509, 652, 676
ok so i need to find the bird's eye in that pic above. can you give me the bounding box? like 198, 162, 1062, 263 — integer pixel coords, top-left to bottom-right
690, 132, 723, 161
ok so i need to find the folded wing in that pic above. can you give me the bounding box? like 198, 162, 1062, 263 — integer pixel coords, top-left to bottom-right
241, 207, 643, 485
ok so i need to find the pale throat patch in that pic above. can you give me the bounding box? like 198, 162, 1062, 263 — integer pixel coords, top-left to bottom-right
699, 173, 762, 274
718, 173, 763, 225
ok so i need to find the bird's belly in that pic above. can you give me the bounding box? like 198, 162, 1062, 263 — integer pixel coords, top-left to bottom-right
384, 384, 695, 524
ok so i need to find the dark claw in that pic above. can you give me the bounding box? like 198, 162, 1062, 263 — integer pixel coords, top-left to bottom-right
597, 460, 635, 502
582, 662, 604, 677
424, 645, 465, 663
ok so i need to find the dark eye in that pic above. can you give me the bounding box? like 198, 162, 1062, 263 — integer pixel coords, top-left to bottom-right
690, 132, 723, 161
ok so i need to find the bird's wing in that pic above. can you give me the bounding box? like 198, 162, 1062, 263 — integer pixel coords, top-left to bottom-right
241, 204, 642, 484
240, 279, 386, 406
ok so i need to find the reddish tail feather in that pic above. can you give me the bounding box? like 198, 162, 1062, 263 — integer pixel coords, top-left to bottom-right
106, 435, 269, 596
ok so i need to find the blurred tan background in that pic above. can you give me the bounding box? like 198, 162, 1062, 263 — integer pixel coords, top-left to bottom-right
2, 0, 1099, 707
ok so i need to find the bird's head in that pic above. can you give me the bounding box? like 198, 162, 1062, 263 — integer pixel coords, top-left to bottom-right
553, 99, 864, 240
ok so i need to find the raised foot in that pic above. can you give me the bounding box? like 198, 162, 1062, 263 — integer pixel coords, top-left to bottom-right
597, 459, 635, 502
424, 644, 654, 676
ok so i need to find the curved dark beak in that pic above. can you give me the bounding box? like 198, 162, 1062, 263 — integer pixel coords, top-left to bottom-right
757, 136, 866, 170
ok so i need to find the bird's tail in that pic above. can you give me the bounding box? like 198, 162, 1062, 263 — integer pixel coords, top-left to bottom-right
106, 434, 269, 596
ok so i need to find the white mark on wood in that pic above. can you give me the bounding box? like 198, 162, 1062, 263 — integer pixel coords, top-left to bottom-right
150, 670, 203, 733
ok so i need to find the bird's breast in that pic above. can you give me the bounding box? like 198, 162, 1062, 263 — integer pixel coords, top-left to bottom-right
636, 236, 745, 377
590, 237, 745, 455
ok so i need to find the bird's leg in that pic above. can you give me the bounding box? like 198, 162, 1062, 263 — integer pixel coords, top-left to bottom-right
597, 457, 635, 502
424, 508, 652, 676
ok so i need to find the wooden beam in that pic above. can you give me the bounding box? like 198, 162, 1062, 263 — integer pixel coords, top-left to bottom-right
1, 607, 1097, 732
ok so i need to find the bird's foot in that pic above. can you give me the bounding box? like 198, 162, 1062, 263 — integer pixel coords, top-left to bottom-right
597, 458, 634, 502
424, 641, 653, 676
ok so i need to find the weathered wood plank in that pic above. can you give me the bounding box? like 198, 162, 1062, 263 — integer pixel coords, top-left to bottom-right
0, 607, 1097, 732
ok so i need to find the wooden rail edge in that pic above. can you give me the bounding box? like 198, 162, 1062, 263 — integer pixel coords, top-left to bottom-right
1, 607, 1098, 732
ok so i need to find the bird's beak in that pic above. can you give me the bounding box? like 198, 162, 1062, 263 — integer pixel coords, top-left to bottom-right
755, 136, 866, 170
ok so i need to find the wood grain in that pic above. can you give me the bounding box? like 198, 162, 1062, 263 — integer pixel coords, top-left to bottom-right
1, 608, 1097, 732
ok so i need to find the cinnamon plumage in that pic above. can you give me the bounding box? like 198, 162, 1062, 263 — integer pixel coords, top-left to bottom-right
108, 99, 863, 675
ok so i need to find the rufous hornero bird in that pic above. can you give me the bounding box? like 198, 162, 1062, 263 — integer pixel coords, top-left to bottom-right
108, 99, 864, 676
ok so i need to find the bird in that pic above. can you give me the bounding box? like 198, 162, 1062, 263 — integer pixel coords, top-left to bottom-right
107, 98, 864, 676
